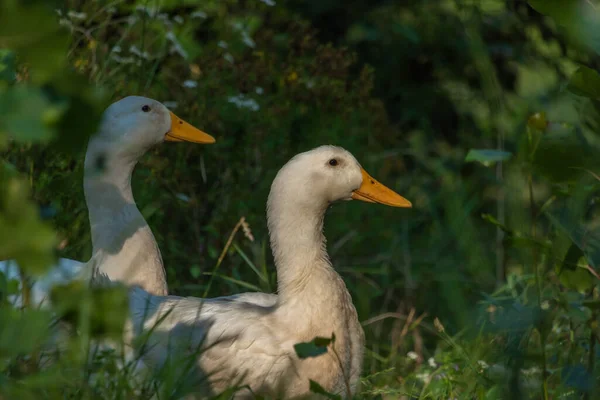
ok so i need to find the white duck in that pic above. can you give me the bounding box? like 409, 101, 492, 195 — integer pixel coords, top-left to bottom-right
124, 145, 411, 399
1, 96, 215, 306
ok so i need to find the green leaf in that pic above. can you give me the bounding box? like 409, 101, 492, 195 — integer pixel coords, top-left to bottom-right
190, 265, 201, 279
532, 124, 600, 182
294, 335, 334, 359
529, 0, 576, 26
481, 213, 510, 233
465, 149, 512, 166
0, 49, 16, 83
528, 0, 600, 54
556, 246, 595, 293
546, 210, 600, 269
50, 281, 129, 339
309, 380, 342, 400
567, 66, 600, 100
0, 2, 69, 82
0, 308, 52, 357
561, 243, 585, 272
0, 86, 61, 143
582, 300, 600, 310
0, 175, 57, 275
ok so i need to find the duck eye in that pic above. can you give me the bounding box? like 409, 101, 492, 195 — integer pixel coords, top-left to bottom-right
328, 159, 338, 166
141, 105, 151, 112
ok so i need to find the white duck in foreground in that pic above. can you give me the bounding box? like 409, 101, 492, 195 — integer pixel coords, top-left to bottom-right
1, 96, 215, 306
122, 146, 411, 398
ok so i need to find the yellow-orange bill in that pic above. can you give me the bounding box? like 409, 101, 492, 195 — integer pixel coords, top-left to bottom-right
351, 168, 412, 208
165, 111, 216, 144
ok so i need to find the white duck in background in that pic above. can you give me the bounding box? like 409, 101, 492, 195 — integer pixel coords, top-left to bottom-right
1, 96, 215, 306
123, 146, 411, 398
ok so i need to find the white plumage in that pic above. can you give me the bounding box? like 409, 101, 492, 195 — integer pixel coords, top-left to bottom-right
122, 146, 411, 398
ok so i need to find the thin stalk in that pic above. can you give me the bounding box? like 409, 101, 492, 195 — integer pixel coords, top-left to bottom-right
203, 217, 246, 297
586, 288, 597, 400
528, 172, 548, 400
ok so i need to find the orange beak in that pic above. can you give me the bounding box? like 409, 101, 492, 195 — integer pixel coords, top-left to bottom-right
165, 111, 215, 144
351, 168, 412, 208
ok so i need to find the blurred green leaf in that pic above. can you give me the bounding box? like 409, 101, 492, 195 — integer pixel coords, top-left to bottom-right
560, 243, 585, 272
529, 0, 600, 53
0, 175, 56, 275
465, 149, 512, 166
0, 49, 16, 83
567, 66, 600, 99
582, 299, 600, 310
546, 210, 600, 269
532, 124, 600, 182
528, 0, 577, 26
50, 281, 129, 339
0, 2, 69, 82
556, 255, 595, 293
0, 86, 61, 143
481, 213, 510, 233
190, 265, 201, 279
0, 308, 52, 357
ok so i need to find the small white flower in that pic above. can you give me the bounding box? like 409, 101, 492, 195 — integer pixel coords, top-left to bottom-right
67, 11, 87, 20
477, 360, 489, 369
111, 46, 122, 53
183, 80, 198, 88
227, 94, 260, 111
129, 45, 150, 60
407, 351, 418, 360
255, 87, 264, 95
191, 11, 207, 19
218, 41, 229, 49
110, 54, 135, 64
241, 31, 255, 48
173, 15, 184, 24
428, 357, 437, 368
415, 372, 430, 383
166, 31, 188, 59
176, 193, 191, 203
541, 300, 550, 310
224, 53, 234, 63
522, 366, 541, 376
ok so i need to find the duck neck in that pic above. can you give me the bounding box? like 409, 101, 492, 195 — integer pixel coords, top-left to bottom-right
267, 197, 333, 303
83, 140, 167, 295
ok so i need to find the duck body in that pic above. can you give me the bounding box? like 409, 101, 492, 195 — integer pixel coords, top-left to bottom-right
129, 253, 363, 398
125, 146, 411, 398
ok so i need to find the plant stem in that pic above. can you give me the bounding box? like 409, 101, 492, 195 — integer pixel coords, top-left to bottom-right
529, 172, 548, 400
586, 290, 597, 400
203, 217, 245, 297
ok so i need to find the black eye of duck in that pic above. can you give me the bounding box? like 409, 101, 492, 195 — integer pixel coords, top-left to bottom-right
328, 159, 338, 166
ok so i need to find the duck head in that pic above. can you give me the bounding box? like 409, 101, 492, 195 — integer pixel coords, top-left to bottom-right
269, 145, 411, 211
95, 96, 214, 156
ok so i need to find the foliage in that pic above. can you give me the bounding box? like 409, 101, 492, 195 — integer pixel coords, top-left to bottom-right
1, 0, 600, 398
